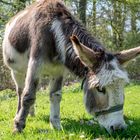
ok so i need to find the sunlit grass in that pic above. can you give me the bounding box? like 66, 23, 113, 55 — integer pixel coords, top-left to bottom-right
0, 83, 140, 140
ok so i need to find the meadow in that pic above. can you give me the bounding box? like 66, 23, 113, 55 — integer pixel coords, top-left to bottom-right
0, 83, 140, 140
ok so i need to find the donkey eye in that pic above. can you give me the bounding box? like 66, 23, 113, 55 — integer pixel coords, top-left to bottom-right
96, 87, 106, 94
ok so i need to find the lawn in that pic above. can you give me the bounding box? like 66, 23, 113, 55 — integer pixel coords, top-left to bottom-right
0, 83, 140, 140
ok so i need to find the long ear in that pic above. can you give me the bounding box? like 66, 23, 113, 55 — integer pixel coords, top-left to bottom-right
70, 35, 103, 68
115, 46, 140, 64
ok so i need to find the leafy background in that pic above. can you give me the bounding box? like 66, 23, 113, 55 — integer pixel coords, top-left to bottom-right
0, 0, 140, 90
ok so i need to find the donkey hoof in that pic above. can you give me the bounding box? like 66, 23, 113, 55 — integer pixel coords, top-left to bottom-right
50, 119, 62, 130
13, 120, 25, 133
13, 127, 22, 134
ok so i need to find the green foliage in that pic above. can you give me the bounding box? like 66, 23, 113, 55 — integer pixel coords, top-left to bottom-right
0, 83, 140, 139
0, 0, 140, 90
126, 57, 140, 81
124, 32, 140, 49
126, 0, 140, 4
123, 32, 140, 81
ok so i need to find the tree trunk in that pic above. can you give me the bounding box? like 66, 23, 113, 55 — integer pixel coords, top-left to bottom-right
112, 1, 117, 47
78, 0, 87, 25
93, 0, 96, 35
111, 1, 126, 48
131, 8, 137, 33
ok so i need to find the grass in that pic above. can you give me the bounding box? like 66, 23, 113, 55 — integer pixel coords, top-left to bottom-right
0, 83, 140, 140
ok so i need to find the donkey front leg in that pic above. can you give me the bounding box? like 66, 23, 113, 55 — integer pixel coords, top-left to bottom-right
13, 58, 40, 133
49, 76, 63, 130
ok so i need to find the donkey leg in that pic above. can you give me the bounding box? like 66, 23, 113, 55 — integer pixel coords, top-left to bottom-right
13, 58, 40, 132
29, 104, 35, 117
11, 71, 36, 117
11, 71, 25, 115
49, 76, 63, 130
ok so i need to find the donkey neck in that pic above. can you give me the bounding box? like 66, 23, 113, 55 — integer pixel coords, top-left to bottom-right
49, 1, 105, 77
51, 17, 105, 78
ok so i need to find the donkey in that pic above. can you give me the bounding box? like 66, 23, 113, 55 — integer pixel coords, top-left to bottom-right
2, 0, 140, 133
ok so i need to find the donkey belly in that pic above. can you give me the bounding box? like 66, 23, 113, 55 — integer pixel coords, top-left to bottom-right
40, 62, 65, 77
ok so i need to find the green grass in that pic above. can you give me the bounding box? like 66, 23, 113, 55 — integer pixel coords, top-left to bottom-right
0, 83, 140, 140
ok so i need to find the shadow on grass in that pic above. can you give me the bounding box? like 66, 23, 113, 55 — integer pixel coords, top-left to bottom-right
38, 114, 50, 122
63, 117, 140, 139
61, 118, 109, 138
37, 115, 140, 139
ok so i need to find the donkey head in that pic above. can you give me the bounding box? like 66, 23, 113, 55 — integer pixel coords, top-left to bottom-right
70, 35, 140, 133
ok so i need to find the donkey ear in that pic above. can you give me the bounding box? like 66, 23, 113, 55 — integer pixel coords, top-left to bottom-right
115, 46, 140, 64
70, 35, 102, 68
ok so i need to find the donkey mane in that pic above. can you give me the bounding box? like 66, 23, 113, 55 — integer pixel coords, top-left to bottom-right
48, 0, 105, 51
48, 0, 106, 77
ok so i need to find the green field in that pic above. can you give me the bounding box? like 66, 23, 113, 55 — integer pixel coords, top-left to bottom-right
0, 83, 140, 140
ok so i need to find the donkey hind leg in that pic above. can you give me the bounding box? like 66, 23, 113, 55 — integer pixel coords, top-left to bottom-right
13, 58, 40, 133
11, 71, 25, 115
11, 71, 36, 117
49, 76, 63, 130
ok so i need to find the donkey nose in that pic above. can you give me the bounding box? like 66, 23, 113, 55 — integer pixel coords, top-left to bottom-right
110, 123, 126, 132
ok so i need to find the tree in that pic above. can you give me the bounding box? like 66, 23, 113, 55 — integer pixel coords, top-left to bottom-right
78, 0, 87, 25
92, 0, 96, 35
130, 3, 139, 33
110, 1, 126, 48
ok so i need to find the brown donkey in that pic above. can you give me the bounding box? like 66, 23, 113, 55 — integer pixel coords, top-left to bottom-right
2, 0, 140, 133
